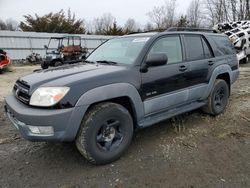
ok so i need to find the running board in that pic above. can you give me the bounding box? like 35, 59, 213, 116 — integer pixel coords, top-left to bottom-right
138, 101, 206, 128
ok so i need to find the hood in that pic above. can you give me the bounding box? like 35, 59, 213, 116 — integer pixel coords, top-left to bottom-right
19, 63, 126, 93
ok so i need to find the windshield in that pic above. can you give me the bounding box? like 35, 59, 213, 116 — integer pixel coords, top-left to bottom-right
46, 39, 62, 54
86, 37, 150, 65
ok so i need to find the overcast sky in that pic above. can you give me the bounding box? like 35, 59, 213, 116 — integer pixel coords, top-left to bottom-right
0, 0, 192, 26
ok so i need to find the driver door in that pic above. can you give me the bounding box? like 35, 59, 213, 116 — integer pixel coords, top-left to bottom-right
141, 35, 189, 115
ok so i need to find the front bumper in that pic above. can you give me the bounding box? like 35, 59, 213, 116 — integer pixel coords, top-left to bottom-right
4, 95, 88, 142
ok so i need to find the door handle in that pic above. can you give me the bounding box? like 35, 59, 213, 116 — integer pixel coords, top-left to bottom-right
179, 65, 187, 72
208, 60, 214, 66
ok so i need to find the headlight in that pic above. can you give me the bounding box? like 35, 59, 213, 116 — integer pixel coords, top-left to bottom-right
60, 53, 64, 58
30, 87, 70, 107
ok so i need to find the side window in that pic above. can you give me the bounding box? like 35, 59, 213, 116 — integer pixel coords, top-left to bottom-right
201, 37, 213, 58
185, 35, 204, 61
148, 36, 183, 64
210, 36, 234, 56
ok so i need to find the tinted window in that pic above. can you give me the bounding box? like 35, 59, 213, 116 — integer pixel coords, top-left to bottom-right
185, 35, 204, 61
202, 38, 213, 58
232, 29, 240, 33
210, 35, 234, 56
148, 36, 182, 64
237, 33, 245, 38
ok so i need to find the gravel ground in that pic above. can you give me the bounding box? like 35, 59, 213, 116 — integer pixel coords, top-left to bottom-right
0, 64, 250, 188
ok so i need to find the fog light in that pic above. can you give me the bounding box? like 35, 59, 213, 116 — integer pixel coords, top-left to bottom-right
27, 125, 54, 136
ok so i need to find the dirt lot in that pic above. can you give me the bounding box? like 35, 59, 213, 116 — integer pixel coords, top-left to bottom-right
0, 64, 250, 188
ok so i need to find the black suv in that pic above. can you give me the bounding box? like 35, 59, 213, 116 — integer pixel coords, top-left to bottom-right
5, 31, 239, 165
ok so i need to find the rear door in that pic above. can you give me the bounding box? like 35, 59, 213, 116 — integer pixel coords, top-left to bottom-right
183, 34, 213, 86
183, 34, 214, 101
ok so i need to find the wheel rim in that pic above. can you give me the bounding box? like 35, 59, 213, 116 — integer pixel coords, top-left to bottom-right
96, 118, 124, 151
55, 62, 62, 67
214, 86, 226, 111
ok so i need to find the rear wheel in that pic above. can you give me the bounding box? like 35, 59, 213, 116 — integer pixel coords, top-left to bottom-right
202, 79, 229, 115
76, 102, 134, 165
41, 61, 48, 69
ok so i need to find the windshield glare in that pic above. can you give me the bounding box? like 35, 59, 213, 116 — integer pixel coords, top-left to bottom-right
86, 37, 150, 65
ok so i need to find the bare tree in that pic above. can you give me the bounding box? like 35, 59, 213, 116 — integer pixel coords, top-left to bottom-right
0, 20, 7, 30
230, 0, 237, 21
124, 18, 139, 33
0, 18, 19, 31
203, 0, 232, 26
146, 0, 177, 30
187, 0, 202, 27
146, 5, 166, 30
239, 0, 245, 20
144, 22, 155, 31
93, 13, 115, 34
203, 0, 250, 26
5, 18, 19, 31
246, 0, 250, 19
164, 0, 177, 28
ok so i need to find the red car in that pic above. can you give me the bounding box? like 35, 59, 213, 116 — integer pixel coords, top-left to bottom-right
0, 49, 11, 72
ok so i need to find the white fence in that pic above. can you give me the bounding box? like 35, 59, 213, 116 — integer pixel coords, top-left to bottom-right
0, 31, 112, 60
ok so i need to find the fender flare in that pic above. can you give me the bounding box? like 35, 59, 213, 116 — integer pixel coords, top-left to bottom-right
75, 83, 144, 122
202, 64, 233, 99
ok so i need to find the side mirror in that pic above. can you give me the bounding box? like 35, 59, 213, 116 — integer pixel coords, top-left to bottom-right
145, 53, 168, 67
44, 45, 48, 49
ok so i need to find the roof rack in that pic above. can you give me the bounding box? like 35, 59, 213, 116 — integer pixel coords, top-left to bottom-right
166, 27, 218, 33
127, 30, 160, 35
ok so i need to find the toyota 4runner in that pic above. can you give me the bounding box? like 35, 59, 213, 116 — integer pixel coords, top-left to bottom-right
4, 30, 239, 165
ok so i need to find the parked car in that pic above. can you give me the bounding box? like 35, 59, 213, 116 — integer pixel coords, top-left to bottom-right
41, 36, 88, 69
4, 30, 239, 165
215, 20, 250, 64
0, 49, 11, 73
225, 27, 250, 63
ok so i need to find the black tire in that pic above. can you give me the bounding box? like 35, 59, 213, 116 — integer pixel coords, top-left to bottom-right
240, 57, 247, 64
41, 61, 48, 69
76, 102, 134, 165
54, 61, 62, 67
202, 79, 229, 115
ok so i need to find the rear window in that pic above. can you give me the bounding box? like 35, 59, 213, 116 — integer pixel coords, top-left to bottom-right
209, 35, 235, 56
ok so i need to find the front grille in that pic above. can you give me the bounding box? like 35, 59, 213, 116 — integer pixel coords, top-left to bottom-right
13, 80, 31, 104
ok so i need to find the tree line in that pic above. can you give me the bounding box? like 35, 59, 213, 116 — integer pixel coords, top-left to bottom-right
0, 0, 249, 35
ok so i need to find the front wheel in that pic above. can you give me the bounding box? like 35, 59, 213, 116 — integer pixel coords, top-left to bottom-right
54, 61, 63, 67
76, 102, 134, 165
202, 79, 229, 115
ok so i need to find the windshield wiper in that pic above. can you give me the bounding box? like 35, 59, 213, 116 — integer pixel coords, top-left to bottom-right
96, 60, 118, 65
83, 60, 96, 64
